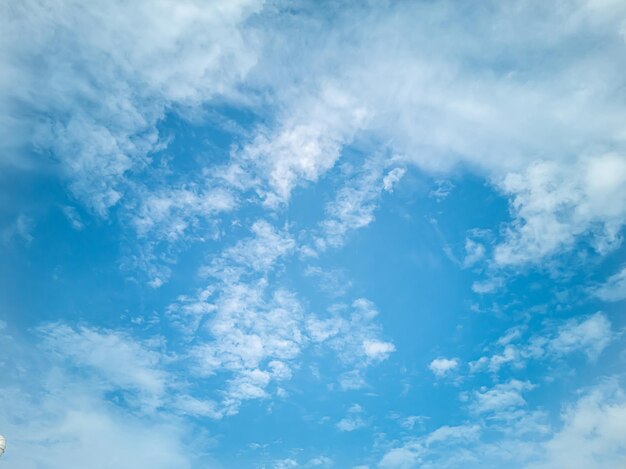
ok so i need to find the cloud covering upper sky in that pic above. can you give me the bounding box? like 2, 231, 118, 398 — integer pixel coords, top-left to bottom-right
1, 0, 626, 467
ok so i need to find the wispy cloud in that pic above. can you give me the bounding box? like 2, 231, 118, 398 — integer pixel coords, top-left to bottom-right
469, 312, 614, 374
592, 264, 626, 302
428, 357, 459, 379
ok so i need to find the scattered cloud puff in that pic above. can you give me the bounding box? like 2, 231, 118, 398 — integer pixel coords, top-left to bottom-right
170, 221, 394, 413
307, 299, 395, 389
548, 312, 614, 361
316, 159, 401, 251
337, 404, 367, 432
428, 357, 459, 378
471, 380, 535, 415
132, 186, 236, 241
383, 168, 406, 193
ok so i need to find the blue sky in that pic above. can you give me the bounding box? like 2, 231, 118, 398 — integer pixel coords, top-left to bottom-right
1, 1, 626, 468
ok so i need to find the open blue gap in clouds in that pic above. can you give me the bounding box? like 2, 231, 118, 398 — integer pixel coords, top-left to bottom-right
1, 1, 626, 468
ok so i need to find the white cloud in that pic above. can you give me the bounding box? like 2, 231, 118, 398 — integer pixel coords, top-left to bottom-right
0, 324, 196, 469
274, 458, 299, 469
401, 416, 427, 431
337, 417, 366, 432
377, 379, 626, 469
316, 159, 396, 250
463, 239, 486, 268
39, 323, 169, 412
429, 180, 454, 201
471, 277, 504, 294
471, 380, 535, 415
0, 396, 194, 469
338, 370, 368, 391
189, 282, 305, 415
526, 379, 626, 469
172, 222, 393, 412
132, 186, 236, 241
1, 0, 262, 215
231, 85, 368, 207
493, 154, 626, 266
379, 446, 420, 469
363, 340, 396, 361
307, 298, 395, 389
424, 424, 481, 446
240, 0, 626, 266
428, 357, 459, 378
470, 312, 614, 373
5, 0, 626, 269
337, 404, 366, 432
62, 206, 85, 230
378, 424, 480, 469
304, 266, 353, 298
593, 265, 626, 302
383, 168, 406, 192
215, 220, 296, 275
548, 312, 614, 360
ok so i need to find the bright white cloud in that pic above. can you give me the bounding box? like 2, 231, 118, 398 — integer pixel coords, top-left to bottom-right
494, 154, 626, 266
3, 1, 626, 466
190, 282, 305, 415
232, 85, 368, 207
239, 0, 626, 266
526, 379, 626, 469
363, 340, 396, 361
428, 357, 459, 378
